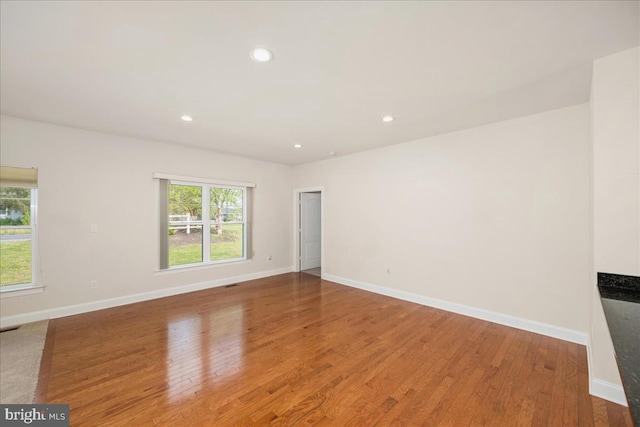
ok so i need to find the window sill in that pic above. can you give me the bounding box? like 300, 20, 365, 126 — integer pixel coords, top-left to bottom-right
0, 284, 45, 298
154, 259, 251, 276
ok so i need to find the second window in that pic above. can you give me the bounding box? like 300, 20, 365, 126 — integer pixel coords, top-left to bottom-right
168, 182, 246, 267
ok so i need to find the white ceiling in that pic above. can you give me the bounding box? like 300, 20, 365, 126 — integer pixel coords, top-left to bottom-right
1, 1, 638, 165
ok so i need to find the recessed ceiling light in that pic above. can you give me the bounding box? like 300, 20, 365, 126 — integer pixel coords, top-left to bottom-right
329, 151, 336, 156
382, 115, 394, 123
181, 115, 193, 122
294, 144, 303, 149
250, 48, 274, 62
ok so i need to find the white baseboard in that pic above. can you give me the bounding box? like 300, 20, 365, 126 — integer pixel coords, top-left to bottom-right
590, 379, 628, 407
323, 274, 588, 345
586, 337, 628, 406
0, 266, 294, 328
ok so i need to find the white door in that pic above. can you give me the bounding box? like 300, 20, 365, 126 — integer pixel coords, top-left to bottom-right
300, 192, 321, 270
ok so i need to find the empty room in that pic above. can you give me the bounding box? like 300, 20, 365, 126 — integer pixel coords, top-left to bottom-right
0, 1, 639, 426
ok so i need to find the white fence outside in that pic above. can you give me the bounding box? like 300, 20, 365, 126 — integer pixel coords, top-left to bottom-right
0, 208, 23, 221
169, 214, 202, 234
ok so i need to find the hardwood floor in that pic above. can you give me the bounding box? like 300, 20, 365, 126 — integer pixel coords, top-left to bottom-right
37, 273, 632, 426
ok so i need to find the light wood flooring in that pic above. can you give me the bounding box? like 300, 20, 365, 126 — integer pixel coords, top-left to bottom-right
36, 273, 632, 426
301, 267, 321, 277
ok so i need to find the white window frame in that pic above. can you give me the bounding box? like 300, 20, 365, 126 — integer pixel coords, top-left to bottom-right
0, 187, 40, 295
163, 180, 248, 270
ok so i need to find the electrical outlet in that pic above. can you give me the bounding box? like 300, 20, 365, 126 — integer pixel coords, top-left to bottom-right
90, 280, 98, 289
90, 224, 98, 233
386, 268, 391, 275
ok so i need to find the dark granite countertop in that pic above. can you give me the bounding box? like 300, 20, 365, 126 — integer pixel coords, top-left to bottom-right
597, 272, 640, 426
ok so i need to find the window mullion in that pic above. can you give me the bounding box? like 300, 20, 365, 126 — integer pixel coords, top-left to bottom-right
202, 185, 211, 262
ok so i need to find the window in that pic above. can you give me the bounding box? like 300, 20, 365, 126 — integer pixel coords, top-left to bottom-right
0, 166, 38, 291
156, 174, 253, 270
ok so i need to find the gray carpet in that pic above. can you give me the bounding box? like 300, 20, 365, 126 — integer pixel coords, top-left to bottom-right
0, 320, 48, 404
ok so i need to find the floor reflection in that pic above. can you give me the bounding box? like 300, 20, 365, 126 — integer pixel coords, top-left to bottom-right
166, 304, 244, 404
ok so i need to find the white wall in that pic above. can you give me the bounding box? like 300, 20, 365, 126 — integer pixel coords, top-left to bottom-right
294, 104, 591, 334
0, 116, 293, 321
593, 48, 640, 274
590, 47, 640, 395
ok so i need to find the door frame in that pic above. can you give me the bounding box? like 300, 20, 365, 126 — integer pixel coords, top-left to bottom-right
293, 186, 324, 275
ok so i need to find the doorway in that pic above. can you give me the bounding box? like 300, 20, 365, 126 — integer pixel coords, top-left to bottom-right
295, 188, 322, 277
